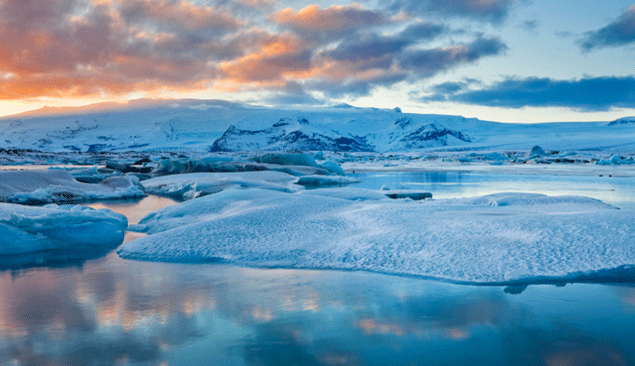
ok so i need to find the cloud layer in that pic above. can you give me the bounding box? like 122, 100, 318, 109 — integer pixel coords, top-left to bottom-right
430, 76, 635, 111
581, 6, 635, 51
390, 0, 518, 24
0, 0, 508, 102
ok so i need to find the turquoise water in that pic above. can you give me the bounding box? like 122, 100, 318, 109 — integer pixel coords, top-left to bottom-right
1, 172, 634, 365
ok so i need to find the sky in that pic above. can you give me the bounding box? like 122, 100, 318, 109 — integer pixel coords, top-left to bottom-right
0, 0, 634, 122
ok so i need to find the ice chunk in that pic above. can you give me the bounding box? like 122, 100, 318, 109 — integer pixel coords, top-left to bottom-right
596, 155, 635, 165
68, 165, 121, 183
319, 160, 345, 176
141, 171, 300, 200
152, 157, 235, 175
528, 145, 548, 158
0, 170, 145, 204
118, 191, 635, 284
252, 153, 319, 168
296, 175, 360, 188
0, 203, 128, 255
383, 190, 432, 200
151, 156, 335, 177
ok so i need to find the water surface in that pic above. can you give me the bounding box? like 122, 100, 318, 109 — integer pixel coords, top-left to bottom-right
1, 171, 634, 365
351, 171, 635, 210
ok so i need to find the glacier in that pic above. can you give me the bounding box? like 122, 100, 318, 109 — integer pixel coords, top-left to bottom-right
118, 189, 635, 284
0, 203, 128, 255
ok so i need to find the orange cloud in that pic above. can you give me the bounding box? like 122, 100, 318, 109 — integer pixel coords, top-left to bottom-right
236, 0, 276, 7
218, 34, 316, 83
0, 0, 507, 104
269, 3, 384, 34
0, 70, 213, 100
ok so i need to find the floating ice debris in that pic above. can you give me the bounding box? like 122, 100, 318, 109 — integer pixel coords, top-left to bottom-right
251, 153, 319, 168
0, 170, 145, 204
383, 190, 432, 200
295, 175, 360, 188
319, 160, 345, 176
140, 171, 300, 200
0, 203, 128, 255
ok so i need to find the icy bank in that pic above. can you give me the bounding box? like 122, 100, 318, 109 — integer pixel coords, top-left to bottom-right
0, 170, 145, 204
118, 190, 635, 284
0, 203, 128, 255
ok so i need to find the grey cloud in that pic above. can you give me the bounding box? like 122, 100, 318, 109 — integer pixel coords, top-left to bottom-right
324, 33, 412, 62
399, 37, 507, 76
438, 76, 635, 111
390, 0, 518, 24
310, 72, 410, 98
433, 81, 468, 94
581, 6, 635, 51
399, 21, 448, 41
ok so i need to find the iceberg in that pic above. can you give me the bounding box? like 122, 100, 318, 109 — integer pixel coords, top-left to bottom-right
0, 203, 128, 255
251, 153, 320, 168
140, 171, 300, 200
118, 190, 635, 284
296, 175, 361, 188
151, 155, 338, 177
0, 170, 145, 204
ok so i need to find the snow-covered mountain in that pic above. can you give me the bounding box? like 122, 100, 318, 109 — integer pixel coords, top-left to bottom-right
1, 99, 634, 153
210, 115, 473, 152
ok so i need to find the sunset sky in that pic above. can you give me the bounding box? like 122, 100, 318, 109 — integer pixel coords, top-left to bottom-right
0, 0, 634, 122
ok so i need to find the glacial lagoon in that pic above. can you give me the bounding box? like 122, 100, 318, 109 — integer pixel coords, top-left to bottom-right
0, 171, 634, 365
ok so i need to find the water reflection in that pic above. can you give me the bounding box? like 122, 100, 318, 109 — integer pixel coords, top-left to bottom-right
0, 196, 177, 273
86, 195, 179, 225
1, 176, 635, 364
0, 259, 634, 365
351, 172, 635, 210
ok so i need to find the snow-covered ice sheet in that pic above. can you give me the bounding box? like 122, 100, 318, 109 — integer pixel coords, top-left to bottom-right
118, 189, 635, 284
0, 170, 145, 204
0, 203, 128, 255
140, 171, 301, 199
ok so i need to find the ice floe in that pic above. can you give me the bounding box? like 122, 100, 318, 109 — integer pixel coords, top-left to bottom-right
118, 190, 635, 284
0, 170, 145, 204
0, 203, 128, 255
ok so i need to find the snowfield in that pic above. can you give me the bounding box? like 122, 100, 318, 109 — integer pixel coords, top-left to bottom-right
119, 189, 635, 285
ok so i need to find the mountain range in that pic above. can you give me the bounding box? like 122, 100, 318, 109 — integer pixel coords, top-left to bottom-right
1, 99, 634, 153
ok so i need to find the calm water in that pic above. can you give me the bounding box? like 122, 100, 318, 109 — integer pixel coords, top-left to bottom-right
1, 172, 635, 365
351, 171, 635, 211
